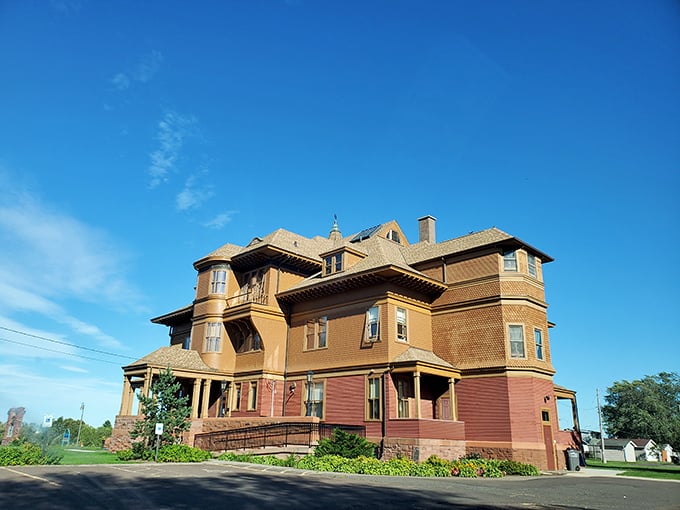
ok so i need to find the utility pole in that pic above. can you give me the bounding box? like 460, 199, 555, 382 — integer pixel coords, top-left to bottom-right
75, 402, 85, 447
596, 389, 606, 463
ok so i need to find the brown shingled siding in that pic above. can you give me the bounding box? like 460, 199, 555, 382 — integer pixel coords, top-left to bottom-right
433, 305, 506, 369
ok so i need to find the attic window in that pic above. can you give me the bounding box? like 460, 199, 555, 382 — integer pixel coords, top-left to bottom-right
386, 230, 401, 244
324, 253, 343, 276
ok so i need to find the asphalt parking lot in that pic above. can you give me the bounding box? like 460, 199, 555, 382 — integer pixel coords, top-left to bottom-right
1, 461, 679, 510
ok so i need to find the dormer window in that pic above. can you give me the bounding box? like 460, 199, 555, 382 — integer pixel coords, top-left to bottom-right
324, 253, 343, 276
386, 230, 401, 244
210, 264, 229, 294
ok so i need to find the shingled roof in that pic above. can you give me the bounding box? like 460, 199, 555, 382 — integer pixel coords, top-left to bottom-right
392, 347, 455, 369
125, 344, 217, 373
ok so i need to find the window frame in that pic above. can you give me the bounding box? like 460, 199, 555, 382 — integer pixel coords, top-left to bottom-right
247, 381, 258, 411
323, 253, 343, 276
366, 376, 382, 421
210, 266, 228, 294
396, 307, 407, 342
396, 378, 410, 418
304, 316, 328, 350
527, 253, 537, 278
534, 328, 544, 360
304, 380, 325, 419
232, 382, 242, 411
366, 306, 380, 342
204, 322, 222, 352
503, 250, 518, 272
508, 324, 526, 358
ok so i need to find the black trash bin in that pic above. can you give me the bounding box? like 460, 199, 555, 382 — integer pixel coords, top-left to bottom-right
565, 449, 580, 471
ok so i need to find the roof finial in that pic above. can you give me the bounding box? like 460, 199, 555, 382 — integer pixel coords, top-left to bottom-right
329, 214, 342, 240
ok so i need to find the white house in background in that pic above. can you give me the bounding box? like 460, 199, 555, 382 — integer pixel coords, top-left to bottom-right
631, 439, 658, 461
603, 439, 636, 462
602, 438, 675, 462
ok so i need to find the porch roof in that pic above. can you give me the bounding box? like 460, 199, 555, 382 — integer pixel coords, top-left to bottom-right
391, 347, 459, 377
124, 344, 218, 374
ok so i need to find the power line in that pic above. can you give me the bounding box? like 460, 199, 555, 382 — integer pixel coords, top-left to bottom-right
0, 336, 125, 365
0, 325, 136, 360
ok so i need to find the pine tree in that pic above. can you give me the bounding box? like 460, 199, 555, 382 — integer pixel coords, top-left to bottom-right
130, 368, 191, 449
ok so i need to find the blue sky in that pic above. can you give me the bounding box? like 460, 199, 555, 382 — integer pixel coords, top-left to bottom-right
0, 1, 678, 435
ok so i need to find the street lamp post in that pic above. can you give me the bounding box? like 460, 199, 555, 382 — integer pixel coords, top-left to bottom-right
75, 402, 85, 447
305, 371, 314, 417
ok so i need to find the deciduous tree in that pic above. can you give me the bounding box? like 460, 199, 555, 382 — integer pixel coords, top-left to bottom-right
602, 372, 680, 451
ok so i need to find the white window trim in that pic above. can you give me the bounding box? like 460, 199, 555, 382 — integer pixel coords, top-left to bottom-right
366, 306, 380, 342
205, 322, 222, 352
527, 253, 537, 278
396, 307, 407, 342
534, 328, 544, 360
508, 323, 526, 359
503, 250, 518, 272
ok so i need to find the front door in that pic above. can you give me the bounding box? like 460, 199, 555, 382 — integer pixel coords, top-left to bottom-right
541, 409, 556, 470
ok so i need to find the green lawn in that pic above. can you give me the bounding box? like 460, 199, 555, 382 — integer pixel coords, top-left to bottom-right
56, 448, 130, 465
586, 459, 680, 480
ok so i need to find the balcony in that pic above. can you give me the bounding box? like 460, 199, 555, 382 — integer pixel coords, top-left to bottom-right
226, 288, 268, 308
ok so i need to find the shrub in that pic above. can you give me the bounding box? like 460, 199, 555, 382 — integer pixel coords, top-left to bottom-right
0, 441, 60, 466
497, 460, 540, 476
156, 444, 212, 463
116, 449, 135, 461
314, 429, 376, 459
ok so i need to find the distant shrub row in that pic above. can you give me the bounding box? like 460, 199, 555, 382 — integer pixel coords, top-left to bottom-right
115, 443, 211, 463
0, 439, 63, 466
218, 452, 539, 478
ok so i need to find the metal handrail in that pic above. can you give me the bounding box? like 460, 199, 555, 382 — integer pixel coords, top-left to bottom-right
193, 422, 366, 452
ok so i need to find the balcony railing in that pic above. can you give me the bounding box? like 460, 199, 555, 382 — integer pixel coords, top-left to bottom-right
193, 422, 366, 452
226, 288, 268, 307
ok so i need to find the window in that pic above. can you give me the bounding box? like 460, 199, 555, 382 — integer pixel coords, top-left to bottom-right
205, 322, 221, 352
305, 316, 327, 350
397, 378, 410, 418
508, 325, 525, 358
182, 335, 191, 350
305, 381, 324, 418
324, 253, 343, 275
366, 306, 380, 342
210, 266, 228, 294
367, 377, 381, 420
226, 321, 262, 353
396, 307, 407, 342
386, 229, 401, 244
503, 250, 517, 271
527, 253, 537, 277
534, 328, 544, 360
248, 381, 258, 411
232, 383, 241, 411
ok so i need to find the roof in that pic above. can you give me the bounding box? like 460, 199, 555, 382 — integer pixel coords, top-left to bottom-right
403, 227, 553, 264
150, 304, 193, 325
631, 438, 656, 448
603, 438, 635, 448
392, 347, 455, 369
125, 344, 217, 373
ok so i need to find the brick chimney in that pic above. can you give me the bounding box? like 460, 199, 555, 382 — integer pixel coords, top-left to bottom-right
418, 215, 436, 243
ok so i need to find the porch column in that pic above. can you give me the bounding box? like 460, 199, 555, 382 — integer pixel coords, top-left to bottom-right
191, 378, 202, 419
448, 378, 457, 421
413, 372, 421, 419
201, 379, 212, 418
119, 376, 132, 415
142, 368, 152, 398
227, 382, 234, 417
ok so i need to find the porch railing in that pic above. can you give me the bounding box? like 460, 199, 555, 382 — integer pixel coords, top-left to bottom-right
226, 288, 268, 307
193, 422, 366, 452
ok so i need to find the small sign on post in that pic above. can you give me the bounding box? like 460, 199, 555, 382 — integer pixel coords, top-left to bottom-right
43, 415, 53, 428
154, 423, 163, 462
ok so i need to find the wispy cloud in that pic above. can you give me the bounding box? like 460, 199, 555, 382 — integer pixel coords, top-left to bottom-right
111, 50, 163, 90
0, 171, 144, 348
203, 211, 237, 229
148, 110, 197, 188
176, 174, 214, 211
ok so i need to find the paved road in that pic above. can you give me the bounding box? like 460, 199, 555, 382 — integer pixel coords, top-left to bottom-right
1, 461, 678, 510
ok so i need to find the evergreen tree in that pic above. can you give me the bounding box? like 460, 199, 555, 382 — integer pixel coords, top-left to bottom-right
602, 372, 680, 451
130, 368, 191, 449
